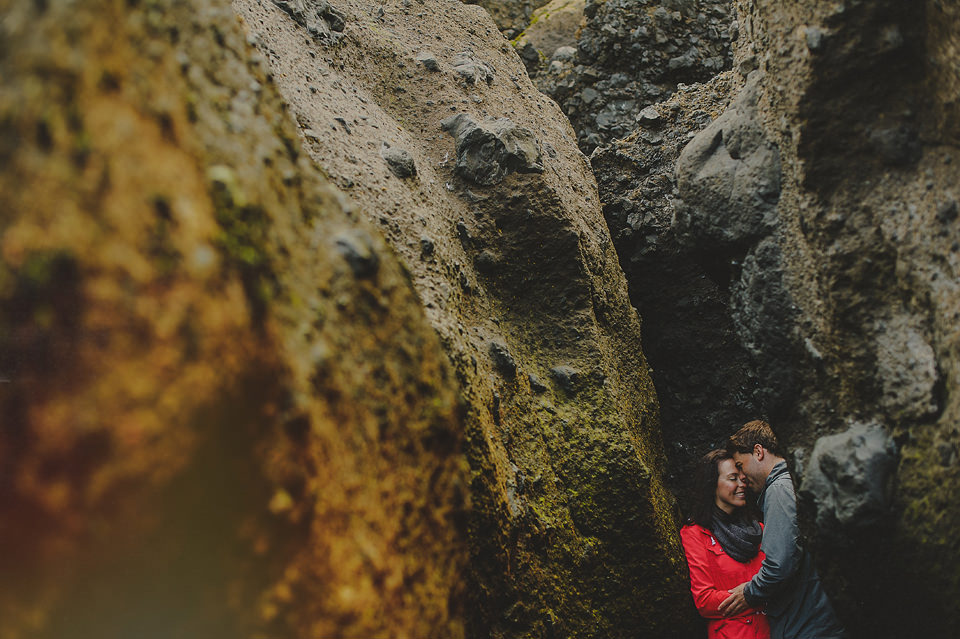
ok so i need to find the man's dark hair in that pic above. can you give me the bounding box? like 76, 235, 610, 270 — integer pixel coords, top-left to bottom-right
728, 419, 783, 457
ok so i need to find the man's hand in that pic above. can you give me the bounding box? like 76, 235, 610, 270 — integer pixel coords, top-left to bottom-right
718, 583, 749, 617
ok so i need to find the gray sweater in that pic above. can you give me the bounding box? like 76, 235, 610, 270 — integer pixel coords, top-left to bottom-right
744, 462, 844, 639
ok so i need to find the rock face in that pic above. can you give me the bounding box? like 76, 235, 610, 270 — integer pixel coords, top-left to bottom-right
232, 0, 697, 637
596, 0, 960, 636
543, 0, 736, 152
0, 0, 468, 637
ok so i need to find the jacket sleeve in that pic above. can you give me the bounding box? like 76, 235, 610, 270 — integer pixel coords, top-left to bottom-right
744, 478, 803, 606
680, 527, 729, 618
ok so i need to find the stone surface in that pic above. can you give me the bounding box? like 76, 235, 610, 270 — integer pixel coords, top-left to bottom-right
512, 0, 586, 77
592, 73, 766, 491
462, 0, 553, 36
381, 144, 418, 178
232, 0, 699, 637
675, 73, 781, 251
441, 114, 544, 185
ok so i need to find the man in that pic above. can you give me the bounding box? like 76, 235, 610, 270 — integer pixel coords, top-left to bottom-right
718, 420, 844, 639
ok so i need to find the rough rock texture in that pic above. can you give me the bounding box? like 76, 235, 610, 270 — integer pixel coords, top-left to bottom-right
231, 0, 698, 636
545, 0, 736, 153
726, 3, 960, 635
0, 0, 469, 637
591, 73, 765, 490
463, 0, 553, 36
512, 0, 585, 78
799, 422, 897, 537
598, 0, 960, 636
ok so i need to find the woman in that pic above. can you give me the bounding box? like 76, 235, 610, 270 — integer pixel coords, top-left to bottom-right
680, 449, 770, 639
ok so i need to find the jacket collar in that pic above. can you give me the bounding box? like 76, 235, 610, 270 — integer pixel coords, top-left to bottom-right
760, 460, 789, 498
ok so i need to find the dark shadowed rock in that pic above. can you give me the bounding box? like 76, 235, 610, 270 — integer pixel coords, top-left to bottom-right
489, 341, 518, 378
537, 0, 735, 152
550, 365, 580, 393
800, 422, 897, 535
675, 73, 781, 251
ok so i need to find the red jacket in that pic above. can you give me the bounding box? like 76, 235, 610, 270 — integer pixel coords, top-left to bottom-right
680, 523, 770, 639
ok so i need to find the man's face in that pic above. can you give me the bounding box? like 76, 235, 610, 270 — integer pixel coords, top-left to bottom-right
732, 448, 765, 491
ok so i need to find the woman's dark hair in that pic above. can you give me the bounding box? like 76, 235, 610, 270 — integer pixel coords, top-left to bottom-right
687, 449, 733, 529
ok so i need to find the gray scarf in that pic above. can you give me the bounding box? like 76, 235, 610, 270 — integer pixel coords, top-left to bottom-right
711, 506, 762, 563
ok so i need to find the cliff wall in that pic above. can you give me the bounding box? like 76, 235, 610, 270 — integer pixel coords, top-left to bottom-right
593, 1, 960, 635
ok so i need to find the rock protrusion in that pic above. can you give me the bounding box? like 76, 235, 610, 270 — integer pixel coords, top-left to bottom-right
489, 341, 518, 378
272, 0, 345, 41
381, 144, 417, 179
441, 114, 543, 185
675, 74, 781, 251
800, 422, 897, 535
452, 50, 495, 85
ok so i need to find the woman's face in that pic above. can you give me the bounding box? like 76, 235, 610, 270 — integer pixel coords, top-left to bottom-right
714, 458, 746, 514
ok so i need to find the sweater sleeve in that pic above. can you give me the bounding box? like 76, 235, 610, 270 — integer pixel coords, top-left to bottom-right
680, 527, 730, 618
744, 478, 803, 606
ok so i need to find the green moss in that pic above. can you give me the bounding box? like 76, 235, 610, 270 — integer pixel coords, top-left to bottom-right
208, 165, 274, 326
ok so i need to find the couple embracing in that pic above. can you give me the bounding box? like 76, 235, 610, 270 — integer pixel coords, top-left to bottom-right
680, 420, 845, 639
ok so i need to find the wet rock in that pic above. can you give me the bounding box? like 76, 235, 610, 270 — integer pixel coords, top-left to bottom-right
441, 114, 543, 185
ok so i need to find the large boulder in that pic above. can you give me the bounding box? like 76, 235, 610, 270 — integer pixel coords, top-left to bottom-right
232, 0, 698, 636
0, 0, 468, 637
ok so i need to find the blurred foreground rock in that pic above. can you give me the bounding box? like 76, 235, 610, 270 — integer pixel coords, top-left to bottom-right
0, 1, 468, 637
